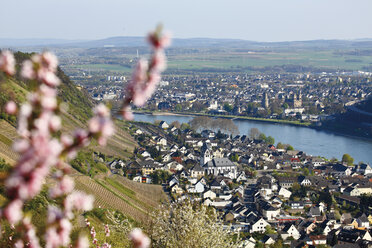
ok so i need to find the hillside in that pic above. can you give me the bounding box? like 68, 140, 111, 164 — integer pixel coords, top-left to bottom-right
0, 51, 166, 223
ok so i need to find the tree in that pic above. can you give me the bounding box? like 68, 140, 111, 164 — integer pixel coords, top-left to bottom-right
341, 153, 354, 165
258, 133, 266, 141
147, 201, 237, 247
223, 103, 233, 113
171, 121, 181, 129
249, 128, 260, 139
175, 104, 182, 112
266, 136, 275, 145
287, 145, 294, 151
276, 142, 285, 149
180, 123, 190, 130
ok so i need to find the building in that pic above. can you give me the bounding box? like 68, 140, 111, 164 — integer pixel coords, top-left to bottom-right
203, 158, 237, 179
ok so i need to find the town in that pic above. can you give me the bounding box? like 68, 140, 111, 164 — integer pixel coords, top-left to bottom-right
70, 70, 371, 125
107, 118, 372, 247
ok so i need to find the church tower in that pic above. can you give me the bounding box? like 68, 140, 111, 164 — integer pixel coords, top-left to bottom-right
262, 92, 269, 109
200, 142, 212, 166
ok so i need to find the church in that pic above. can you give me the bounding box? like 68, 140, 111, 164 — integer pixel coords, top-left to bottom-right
200, 142, 237, 179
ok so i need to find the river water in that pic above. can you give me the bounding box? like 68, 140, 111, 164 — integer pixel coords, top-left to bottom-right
133, 113, 372, 164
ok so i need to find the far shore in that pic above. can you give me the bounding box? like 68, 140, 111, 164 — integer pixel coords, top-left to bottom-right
132, 110, 311, 127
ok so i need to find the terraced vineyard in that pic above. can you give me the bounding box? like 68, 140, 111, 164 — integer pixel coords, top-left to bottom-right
73, 173, 167, 223
0, 120, 19, 164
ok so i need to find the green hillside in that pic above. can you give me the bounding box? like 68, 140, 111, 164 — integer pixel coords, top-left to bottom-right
0, 52, 166, 226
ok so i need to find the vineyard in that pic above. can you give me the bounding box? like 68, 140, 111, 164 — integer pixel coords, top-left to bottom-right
0, 120, 19, 164
73, 173, 167, 223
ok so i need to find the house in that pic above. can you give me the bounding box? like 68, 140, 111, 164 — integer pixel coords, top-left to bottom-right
355, 163, 372, 175
306, 235, 327, 246
135, 129, 143, 135
337, 229, 372, 244
170, 184, 183, 194
109, 159, 125, 170
261, 235, 275, 245
188, 179, 206, 194
278, 187, 292, 199
236, 172, 248, 182
262, 205, 280, 221
237, 237, 255, 248
132, 175, 142, 182
140, 160, 162, 175
190, 164, 205, 178
280, 224, 300, 240
311, 157, 326, 167
159, 121, 169, 129
331, 163, 352, 177
155, 137, 167, 146
168, 176, 179, 187
298, 176, 312, 186
203, 190, 216, 200
278, 177, 296, 189
164, 161, 183, 171
356, 213, 370, 229
250, 217, 270, 233
290, 201, 304, 210
203, 158, 237, 179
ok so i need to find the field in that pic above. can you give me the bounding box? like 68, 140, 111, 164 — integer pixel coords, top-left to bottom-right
70, 63, 133, 73
166, 50, 372, 71
73, 173, 167, 223
66, 48, 372, 74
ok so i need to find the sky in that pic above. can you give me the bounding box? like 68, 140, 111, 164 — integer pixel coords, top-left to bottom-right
1, 0, 372, 42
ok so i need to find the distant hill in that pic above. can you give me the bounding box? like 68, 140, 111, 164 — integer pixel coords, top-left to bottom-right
320, 97, 372, 139
2, 37, 372, 49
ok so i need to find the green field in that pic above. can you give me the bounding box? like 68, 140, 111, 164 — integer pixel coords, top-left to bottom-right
72, 63, 133, 72
166, 50, 372, 71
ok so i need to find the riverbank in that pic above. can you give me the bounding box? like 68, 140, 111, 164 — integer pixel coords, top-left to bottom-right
133, 110, 312, 127
131, 112, 372, 164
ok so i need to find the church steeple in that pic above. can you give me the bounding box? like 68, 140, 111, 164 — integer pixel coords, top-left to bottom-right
200, 142, 212, 166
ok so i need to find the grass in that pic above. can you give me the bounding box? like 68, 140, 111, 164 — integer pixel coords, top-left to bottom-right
105, 177, 136, 198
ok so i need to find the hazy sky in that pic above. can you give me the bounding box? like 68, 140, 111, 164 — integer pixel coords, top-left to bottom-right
1, 0, 372, 42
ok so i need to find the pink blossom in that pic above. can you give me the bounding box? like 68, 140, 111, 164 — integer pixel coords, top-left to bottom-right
45, 227, 60, 248
47, 206, 63, 223
12, 139, 30, 153
75, 236, 89, 248
129, 228, 151, 248
121, 105, 133, 121
74, 129, 90, 147
61, 134, 73, 147
49, 115, 61, 131
59, 218, 72, 246
104, 224, 110, 237
0, 50, 16, 75
14, 240, 24, 248
88, 117, 100, 133
5, 101, 17, 115
50, 176, 74, 198
39, 69, 61, 87
65, 192, 94, 213
3, 199, 23, 224
21, 60, 36, 80
94, 103, 110, 117
148, 30, 171, 49
41, 52, 58, 72
41, 95, 58, 110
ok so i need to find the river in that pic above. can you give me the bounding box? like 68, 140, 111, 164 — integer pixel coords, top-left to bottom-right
133, 113, 372, 165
